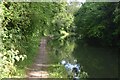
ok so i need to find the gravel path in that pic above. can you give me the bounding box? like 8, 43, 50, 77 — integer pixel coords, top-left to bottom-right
26, 37, 49, 78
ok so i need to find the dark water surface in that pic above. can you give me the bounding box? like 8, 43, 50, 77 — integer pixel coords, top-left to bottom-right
73, 44, 118, 78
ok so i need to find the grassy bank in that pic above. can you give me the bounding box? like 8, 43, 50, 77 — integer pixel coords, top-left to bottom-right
47, 42, 88, 78
14, 5, 42, 77
14, 38, 40, 77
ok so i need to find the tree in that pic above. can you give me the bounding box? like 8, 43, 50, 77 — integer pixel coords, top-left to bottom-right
74, 2, 120, 48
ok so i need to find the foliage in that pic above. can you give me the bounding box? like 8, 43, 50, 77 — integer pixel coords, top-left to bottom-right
0, 2, 31, 78
113, 2, 120, 47
47, 3, 89, 78
74, 2, 120, 48
0, 1, 91, 78
48, 63, 88, 78
48, 64, 67, 78
48, 2, 76, 62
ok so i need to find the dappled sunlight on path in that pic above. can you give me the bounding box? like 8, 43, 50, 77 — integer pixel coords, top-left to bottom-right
26, 37, 49, 78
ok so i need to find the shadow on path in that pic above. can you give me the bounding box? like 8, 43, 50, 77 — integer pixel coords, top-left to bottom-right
26, 37, 49, 78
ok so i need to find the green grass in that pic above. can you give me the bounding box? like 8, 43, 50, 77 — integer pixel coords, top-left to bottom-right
47, 44, 68, 78
15, 42, 39, 77
47, 64, 68, 78
14, 4, 47, 77
73, 42, 118, 78
14, 4, 44, 77
47, 43, 88, 78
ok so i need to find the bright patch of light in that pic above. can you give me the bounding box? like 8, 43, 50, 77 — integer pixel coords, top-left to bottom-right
67, 0, 86, 6
61, 60, 66, 65
67, 0, 86, 3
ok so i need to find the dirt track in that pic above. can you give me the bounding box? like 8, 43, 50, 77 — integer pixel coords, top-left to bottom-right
26, 37, 49, 78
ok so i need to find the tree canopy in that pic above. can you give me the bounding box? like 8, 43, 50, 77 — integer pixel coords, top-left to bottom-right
0, 1, 119, 78
74, 2, 120, 47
